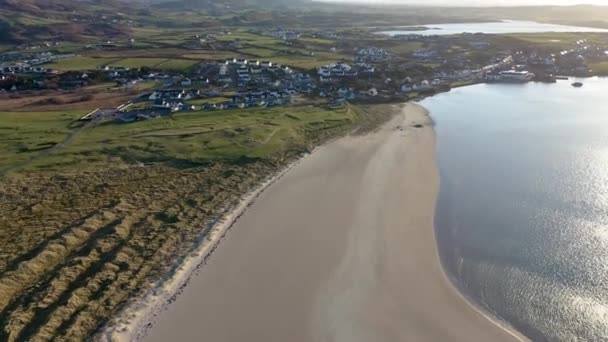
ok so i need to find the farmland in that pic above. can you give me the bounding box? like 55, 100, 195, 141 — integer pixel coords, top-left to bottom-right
48, 57, 119, 71
50, 57, 201, 72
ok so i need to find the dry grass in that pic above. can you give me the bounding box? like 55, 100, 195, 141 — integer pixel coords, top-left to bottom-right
0, 163, 271, 341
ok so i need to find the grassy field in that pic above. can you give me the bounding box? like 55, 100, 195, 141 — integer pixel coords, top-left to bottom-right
108, 58, 168, 69
48, 57, 120, 71
386, 41, 425, 54
270, 55, 346, 69
216, 31, 282, 46
507, 32, 608, 47
131, 80, 163, 91
298, 36, 336, 45
590, 61, 608, 76
0, 111, 86, 172
112, 58, 199, 71
7, 105, 361, 172
15, 15, 66, 26
49, 56, 200, 72
81, 82, 118, 91
180, 51, 236, 60
238, 48, 278, 58
186, 97, 233, 105
154, 59, 200, 71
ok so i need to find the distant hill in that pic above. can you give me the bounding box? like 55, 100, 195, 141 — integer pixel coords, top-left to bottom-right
0, 0, 129, 13
0, 0, 313, 44
0, 0, 133, 43
147, 0, 309, 9
143, 0, 307, 4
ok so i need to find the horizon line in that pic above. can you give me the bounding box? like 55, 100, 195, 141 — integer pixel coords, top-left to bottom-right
312, 1, 608, 7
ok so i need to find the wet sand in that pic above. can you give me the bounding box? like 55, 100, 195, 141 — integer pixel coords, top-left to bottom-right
143, 104, 524, 342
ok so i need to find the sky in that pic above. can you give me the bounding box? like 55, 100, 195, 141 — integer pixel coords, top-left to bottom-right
319, 0, 608, 5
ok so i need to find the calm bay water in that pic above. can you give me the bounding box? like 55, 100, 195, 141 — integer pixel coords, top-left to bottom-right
420, 78, 608, 341
381, 20, 608, 36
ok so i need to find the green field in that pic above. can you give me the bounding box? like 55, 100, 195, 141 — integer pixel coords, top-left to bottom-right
298, 37, 336, 45
239, 48, 278, 58
181, 51, 237, 60
15, 15, 66, 26
270, 55, 347, 69
0, 105, 369, 172
186, 97, 233, 105
48, 57, 119, 71
389, 41, 426, 54
109, 58, 168, 69
507, 32, 608, 47
155, 59, 200, 71
131, 80, 163, 90
216, 31, 282, 46
0, 111, 86, 171
50, 57, 200, 71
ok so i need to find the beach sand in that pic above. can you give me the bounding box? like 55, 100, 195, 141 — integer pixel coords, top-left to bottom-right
141, 104, 524, 342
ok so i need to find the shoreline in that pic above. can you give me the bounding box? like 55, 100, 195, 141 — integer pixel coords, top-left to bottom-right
419, 103, 530, 342
99, 103, 527, 342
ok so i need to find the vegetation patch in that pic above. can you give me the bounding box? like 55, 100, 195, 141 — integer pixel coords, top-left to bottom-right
109, 58, 169, 69
155, 59, 200, 71
48, 57, 119, 71
591, 61, 608, 76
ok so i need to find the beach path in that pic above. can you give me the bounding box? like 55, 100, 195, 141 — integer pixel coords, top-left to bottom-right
143, 104, 521, 342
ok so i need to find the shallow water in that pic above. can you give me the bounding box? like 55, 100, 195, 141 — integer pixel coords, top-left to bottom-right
381, 20, 608, 36
420, 78, 608, 341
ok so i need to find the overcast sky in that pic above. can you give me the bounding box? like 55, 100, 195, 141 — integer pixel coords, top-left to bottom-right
318, 0, 608, 5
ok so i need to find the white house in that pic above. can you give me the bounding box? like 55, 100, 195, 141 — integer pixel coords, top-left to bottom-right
181, 78, 192, 87
219, 65, 229, 76
149, 91, 161, 100
401, 84, 413, 93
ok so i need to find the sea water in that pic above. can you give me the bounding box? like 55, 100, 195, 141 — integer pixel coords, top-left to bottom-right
421, 78, 608, 341
381, 20, 608, 36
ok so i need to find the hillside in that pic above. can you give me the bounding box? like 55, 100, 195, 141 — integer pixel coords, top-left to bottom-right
0, 0, 133, 43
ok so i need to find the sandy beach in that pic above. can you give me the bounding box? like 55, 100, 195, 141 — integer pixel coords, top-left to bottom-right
141, 104, 524, 342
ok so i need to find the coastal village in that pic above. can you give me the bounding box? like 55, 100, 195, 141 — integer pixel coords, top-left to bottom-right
2, 27, 608, 124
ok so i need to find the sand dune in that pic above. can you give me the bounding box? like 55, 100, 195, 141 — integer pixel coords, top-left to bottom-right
143, 104, 524, 342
